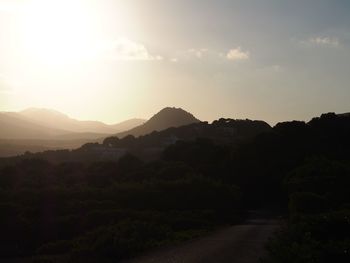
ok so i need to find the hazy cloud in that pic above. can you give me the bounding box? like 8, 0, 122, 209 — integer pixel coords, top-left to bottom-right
270, 65, 283, 72
300, 36, 340, 48
104, 38, 163, 61
187, 48, 209, 59
226, 47, 250, 61
311, 37, 339, 47
257, 65, 284, 75
176, 47, 251, 62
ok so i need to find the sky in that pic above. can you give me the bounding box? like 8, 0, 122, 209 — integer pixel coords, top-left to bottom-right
0, 0, 350, 124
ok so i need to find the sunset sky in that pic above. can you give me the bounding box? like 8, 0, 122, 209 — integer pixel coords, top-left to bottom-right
0, 0, 349, 124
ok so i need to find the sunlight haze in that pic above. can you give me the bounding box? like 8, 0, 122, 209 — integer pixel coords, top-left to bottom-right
0, 0, 349, 124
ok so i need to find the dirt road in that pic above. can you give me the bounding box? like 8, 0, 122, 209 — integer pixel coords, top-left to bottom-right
124, 212, 280, 263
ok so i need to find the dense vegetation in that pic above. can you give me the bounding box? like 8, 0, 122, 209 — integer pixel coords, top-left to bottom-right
0, 155, 241, 262
0, 112, 350, 262
259, 113, 350, 263
263, 161, 350, 263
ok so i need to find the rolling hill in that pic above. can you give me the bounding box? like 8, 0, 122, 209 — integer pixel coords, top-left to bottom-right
111, 118, 146, 132
20, 108, 144, 134
0, 108, 146, 140
0, 112, 69, 139
0, 108, 146, 156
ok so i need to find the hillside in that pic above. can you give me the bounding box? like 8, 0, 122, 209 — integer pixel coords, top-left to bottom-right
0, 109, 146, 156
20, 108, 119, 134
0, 109, 146, 141
0, 112, 69, 139
117, 107, 200, 138
111, 118, 146, 132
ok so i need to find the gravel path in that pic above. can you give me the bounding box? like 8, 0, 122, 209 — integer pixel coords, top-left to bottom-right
123, 212, 280, 263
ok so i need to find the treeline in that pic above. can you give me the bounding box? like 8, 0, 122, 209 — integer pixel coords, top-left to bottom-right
0, 118, 271, 164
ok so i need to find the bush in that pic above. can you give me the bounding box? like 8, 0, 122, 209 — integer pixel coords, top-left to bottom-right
72, 220, 172, 260
289, 192, 328, 216
37, 240, 72, 255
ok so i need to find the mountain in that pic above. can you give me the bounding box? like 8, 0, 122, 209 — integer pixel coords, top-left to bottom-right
0, 108, 147, 140
116, 107, 201, 138
111, 118, 146, 132
0, 112, 69, 139
0, 107, 198, 157
0, 108, 146, 156
20, 108, 118, 134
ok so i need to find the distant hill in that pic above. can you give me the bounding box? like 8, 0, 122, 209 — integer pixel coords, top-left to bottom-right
111, 118, 146, 132
0, 111, 107, 156
20, 108, 118, 134
0, 108, 146, 156
117, 107, 200, 138
0, 112, 69, 139
0, 108, 146, 140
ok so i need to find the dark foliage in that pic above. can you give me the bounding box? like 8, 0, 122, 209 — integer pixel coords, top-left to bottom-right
0, 156, 240, 261
0, 112, 350, 262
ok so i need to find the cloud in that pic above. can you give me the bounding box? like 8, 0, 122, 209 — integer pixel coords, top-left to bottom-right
270, 65, 283, 72
187, 48, 209, 59
226, 47, 250, 61
310, 37, 339, 47
300, 36, 340, 48
257, 65, 284, 74
175, 47, 251, 62
103, 38, 163, 61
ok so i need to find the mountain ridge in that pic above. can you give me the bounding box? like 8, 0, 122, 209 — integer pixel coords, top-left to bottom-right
116, 107, 201, 138
0, 108, 146, 140
20, 108, 146, 134
0, 107, 199, 156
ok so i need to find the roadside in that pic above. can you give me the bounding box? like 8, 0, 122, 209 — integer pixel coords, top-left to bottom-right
123, 211, 281, 263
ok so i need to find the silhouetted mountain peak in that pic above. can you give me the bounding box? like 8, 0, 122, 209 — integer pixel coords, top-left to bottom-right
117, 107, 200, 138
148, 107, 199, 124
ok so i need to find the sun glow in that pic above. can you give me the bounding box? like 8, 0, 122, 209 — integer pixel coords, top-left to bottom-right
18, 0, 103, 65
0, 0, 139, 116
16, 0, 134, 67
